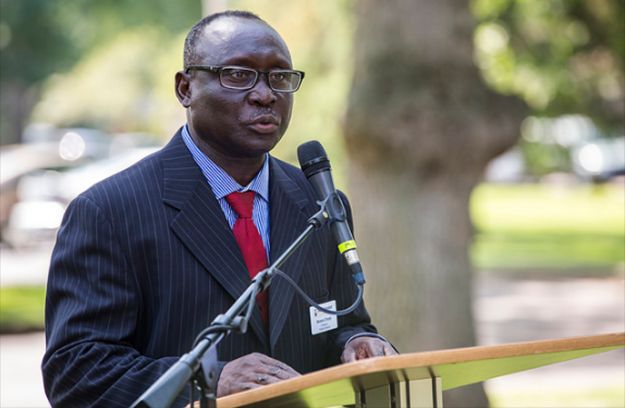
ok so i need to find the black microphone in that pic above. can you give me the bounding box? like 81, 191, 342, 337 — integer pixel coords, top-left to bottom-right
297, 141, 365, 285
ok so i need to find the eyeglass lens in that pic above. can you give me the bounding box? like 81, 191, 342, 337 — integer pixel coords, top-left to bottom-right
220, 67, 301, 91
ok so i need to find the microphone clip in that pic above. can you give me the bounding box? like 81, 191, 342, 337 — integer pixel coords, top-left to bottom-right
307, 192, 347, 229
321, 192, 348, 225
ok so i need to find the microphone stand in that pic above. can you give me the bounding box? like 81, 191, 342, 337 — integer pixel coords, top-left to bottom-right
131, 207, 330, 408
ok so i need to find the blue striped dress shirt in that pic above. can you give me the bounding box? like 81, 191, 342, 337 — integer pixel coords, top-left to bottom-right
181, 125, 270, 257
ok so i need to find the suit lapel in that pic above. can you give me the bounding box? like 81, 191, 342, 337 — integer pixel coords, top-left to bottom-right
161, 132, 268, 349
267, 158, 312, 352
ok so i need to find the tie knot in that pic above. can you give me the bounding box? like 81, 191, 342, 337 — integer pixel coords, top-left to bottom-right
226, 191, 255, 219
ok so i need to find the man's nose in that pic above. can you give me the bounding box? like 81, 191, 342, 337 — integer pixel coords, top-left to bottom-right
248, 74, 277, 106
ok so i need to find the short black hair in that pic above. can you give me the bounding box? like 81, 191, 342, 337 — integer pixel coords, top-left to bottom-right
183, 10, 265, 67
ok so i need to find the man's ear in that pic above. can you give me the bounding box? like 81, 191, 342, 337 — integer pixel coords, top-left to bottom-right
175, 71, 192, 107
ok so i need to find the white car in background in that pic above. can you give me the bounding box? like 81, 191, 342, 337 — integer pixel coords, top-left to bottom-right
571, 136, 625, 181
3, 147, 159, 248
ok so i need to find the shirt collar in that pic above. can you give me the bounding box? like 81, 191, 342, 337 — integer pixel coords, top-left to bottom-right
181, 125, 269, 201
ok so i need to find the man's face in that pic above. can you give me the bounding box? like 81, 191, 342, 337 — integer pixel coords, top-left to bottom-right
179, 17, 294, 160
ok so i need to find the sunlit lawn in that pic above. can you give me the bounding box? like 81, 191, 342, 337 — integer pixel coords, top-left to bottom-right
471, 183, 625, 272
471, 183, 625, 407
0, 285, 45, 332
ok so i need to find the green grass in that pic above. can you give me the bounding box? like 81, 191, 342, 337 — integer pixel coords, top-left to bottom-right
471, 183, 625, 272
0, 285, 45, 333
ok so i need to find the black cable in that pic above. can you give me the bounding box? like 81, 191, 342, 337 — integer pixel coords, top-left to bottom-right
192, 324, 235, 348
190, 269, 364, 347
272, 268, 364, 316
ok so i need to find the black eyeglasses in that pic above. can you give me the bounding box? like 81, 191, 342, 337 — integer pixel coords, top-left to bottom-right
185, 65, 305, 93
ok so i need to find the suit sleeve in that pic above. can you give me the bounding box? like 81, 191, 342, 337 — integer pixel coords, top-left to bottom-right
324, 191, 378, 361
42, 196, 188, 407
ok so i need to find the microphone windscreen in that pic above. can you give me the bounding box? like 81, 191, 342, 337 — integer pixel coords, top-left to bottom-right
297, 140, 330, 178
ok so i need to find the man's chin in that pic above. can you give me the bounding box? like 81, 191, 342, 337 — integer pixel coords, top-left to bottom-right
242, 133, 282, 156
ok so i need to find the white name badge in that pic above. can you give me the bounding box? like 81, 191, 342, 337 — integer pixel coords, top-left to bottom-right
309, 300, 338, 335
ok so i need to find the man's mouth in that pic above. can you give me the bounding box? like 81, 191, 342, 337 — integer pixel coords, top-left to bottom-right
246, 114, 280, 134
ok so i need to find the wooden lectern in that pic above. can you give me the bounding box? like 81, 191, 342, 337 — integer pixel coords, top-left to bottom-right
217, 332, 624, 407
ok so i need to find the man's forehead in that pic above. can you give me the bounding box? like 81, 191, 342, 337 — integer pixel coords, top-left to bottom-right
203, 17, 248, 42
196, 17, 291, 62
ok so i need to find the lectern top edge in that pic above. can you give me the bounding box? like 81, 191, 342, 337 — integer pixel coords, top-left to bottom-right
217, 332, 625, 407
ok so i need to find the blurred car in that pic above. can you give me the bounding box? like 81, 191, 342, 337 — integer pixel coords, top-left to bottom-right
55, 147, 159, 202
1, 143, 76, 239
22, 125, 113, 161
571, 136, 625, 182
2, 200, 66, 248
2, 146, 159, 248
0, 126, 115, 236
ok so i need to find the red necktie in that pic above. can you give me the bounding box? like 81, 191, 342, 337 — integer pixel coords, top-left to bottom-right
226, 191, 269, 324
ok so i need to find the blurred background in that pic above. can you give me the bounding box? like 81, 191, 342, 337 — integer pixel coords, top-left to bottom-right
0, 0, 623, 407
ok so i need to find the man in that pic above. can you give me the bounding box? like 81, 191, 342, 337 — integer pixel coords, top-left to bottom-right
42, 10, 395, 407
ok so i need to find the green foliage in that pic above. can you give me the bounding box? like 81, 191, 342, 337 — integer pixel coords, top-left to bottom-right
519, 138, 571, 176
472, 0, 624, 131
471, 183, 625, 271
29, 0, 357, 188
64, 0, 201, 35
0, 0, 201, 80
10, 0, 624, 180
0, 0, 78, 84
0, 0, 201, 143
0, 286, 45, 333
32, 28, 186, 137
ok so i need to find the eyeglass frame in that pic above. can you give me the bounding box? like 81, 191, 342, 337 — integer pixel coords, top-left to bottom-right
184, 65, 306, 93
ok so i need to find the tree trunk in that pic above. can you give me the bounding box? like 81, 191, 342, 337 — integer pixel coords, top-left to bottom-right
344, 1, 525, 406
0, 82, 38, 145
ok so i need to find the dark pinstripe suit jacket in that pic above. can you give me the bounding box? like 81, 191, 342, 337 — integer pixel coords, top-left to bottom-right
42, 130, 376, 407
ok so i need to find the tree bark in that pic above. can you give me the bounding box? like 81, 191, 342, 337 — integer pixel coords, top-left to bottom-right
0, 82, 38, 145
344, 1, 525, 406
